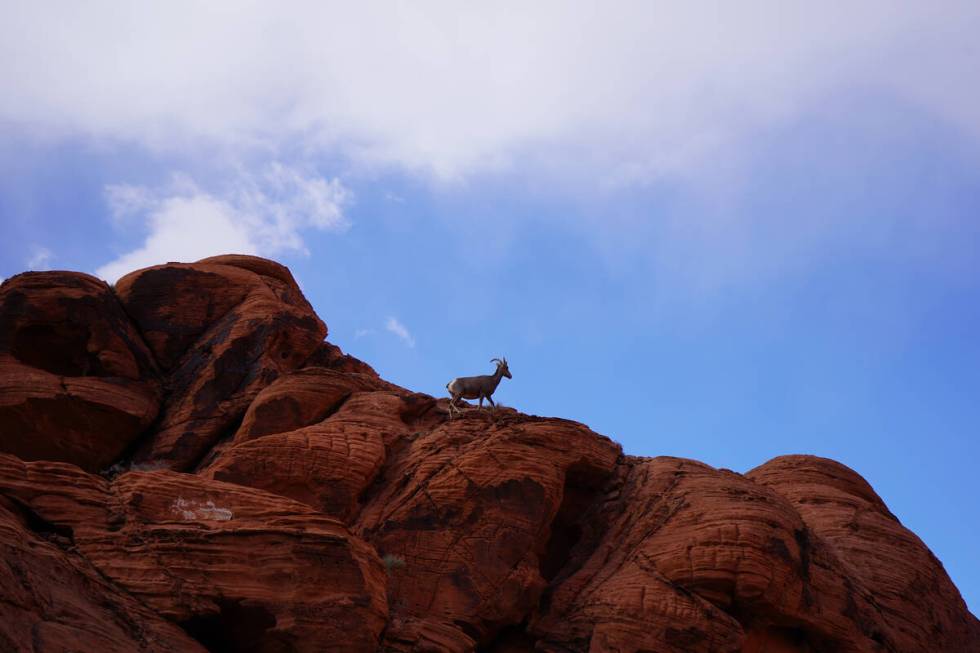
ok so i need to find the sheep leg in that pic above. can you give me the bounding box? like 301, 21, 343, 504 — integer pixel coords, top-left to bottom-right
478, 396, 484, 410
486, 396, 496, 412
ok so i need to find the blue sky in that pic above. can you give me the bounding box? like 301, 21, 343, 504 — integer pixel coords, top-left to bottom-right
1, 2, 978, 614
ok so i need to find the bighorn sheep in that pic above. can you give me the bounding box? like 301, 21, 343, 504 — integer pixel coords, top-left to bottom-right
446, 357, 511, 418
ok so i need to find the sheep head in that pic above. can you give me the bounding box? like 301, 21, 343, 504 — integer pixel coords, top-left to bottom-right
491, 357, 512, 379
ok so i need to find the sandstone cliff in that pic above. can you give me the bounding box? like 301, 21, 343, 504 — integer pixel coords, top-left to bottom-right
0, 255, 977, 653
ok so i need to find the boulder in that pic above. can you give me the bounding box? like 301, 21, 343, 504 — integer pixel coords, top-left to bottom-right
0, 272, 160, 471
114, 256, 327, 470
748, 455, 980, 652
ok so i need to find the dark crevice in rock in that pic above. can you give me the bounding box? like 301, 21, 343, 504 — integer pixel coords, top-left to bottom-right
512, 460, 622, 646
795, 526, 815, 608
107, 282, 164, 374
539, 462, 615, 584
478, 619, 537, 653
180, 599, 280, 653
742, 623, 837, 653
0, 495, 75, 548
453, 619, 483, 645
189, 413, 247, 474
100, 405, 172, 477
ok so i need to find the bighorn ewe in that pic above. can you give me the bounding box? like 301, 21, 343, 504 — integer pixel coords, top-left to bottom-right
446, 358, 511, 418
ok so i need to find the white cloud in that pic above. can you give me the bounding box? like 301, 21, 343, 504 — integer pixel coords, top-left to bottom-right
95, 194, 257, 283
385, 317, 415, 348
1, 3, 977, 183
26, 246, 53, 270
243, 162, 351, 253
354, 328, 374, 339
94, 163, 350, 282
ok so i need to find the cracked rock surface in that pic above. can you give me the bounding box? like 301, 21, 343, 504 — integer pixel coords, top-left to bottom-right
0, 256, 977, 653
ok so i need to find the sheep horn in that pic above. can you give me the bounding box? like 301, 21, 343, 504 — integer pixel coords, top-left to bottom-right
491, 358, 502, 365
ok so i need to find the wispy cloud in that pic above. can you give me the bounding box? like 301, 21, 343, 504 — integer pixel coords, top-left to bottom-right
26, 246, 53, 270
95, 163, 350, 282
385, 317, 415, 348
354, 328, 374, 339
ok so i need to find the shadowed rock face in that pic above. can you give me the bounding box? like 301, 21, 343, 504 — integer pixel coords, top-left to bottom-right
0, 256, 977, 653
0, 272, 161, 471
0, 494, 205, 653
113, 255, 328, 471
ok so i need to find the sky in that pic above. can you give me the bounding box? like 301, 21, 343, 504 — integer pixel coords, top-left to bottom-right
1, 2, 978, 614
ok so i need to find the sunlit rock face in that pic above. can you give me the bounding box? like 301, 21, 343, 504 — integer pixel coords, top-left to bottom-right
1, 255, 977, 653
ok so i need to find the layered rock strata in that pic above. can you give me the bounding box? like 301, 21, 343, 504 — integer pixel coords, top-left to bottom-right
0, 256, 976, 653
0, 271, 160, 471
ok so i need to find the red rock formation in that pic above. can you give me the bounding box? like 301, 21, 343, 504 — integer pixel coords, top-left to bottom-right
0, 256, 976, 653
305, 340, 386, 378
748, 455, 980, 652
0, 454, 387, 653
0, 496, 204, 653
0, 272, 160, 471
528, 457, 898, 652
114, 255, 327, 470
204, 388, 410, 519
355, 411, 622, 650
231, 367, 397, 442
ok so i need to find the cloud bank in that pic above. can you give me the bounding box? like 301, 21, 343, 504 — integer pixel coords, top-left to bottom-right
3, 3, 978, 292
2, 3, 978, 182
